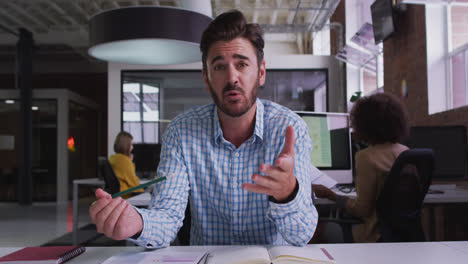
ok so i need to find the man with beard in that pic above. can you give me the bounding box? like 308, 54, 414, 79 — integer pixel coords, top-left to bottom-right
89, 10, 319, 248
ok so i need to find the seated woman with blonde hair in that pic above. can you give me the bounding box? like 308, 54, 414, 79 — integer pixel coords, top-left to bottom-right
313, 92, 410, 243
109, 131, 142, 198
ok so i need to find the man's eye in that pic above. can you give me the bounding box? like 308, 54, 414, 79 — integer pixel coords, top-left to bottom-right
214, 65, 225, 71
239, 62, 248, 68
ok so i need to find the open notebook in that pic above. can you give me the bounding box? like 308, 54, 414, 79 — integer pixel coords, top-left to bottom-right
209, 246, 335, 264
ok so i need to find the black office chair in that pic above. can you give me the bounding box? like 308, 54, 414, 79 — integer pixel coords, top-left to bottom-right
376, 148, 434, 242
98, 157, 121, 195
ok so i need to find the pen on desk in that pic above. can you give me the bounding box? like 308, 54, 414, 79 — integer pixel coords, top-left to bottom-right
111, 176, 166, 198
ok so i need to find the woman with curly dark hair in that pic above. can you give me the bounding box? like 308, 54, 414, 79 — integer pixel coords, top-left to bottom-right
313, 92, 410, 242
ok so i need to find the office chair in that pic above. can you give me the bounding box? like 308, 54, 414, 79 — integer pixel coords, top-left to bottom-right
376, 148, 434, 242
98, 158, 121, 195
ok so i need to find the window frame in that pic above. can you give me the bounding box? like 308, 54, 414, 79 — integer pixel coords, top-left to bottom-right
121, 78, 161, 144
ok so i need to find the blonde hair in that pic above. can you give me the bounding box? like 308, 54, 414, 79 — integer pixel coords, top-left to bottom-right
113, 131, 133, 156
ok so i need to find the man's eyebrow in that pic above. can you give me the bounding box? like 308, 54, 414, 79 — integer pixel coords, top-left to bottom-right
210, 54, 251, 65
210, 55, 224, 65
233, 54, 250, 61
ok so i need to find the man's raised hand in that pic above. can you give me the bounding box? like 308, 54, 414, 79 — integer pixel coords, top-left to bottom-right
242, 125, 298, 202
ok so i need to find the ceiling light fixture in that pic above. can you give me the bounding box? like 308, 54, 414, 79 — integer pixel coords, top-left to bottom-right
88, 6, 212, 65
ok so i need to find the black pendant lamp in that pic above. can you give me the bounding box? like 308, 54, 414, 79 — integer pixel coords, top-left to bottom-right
88, 6, 212, 65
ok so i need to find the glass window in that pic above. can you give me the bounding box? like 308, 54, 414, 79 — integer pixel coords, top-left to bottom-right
448, 3, 468, 110
451, 50, 468, 108
362, 69, 377, 94
451, 5, 468, 51
122, 82, 160, 143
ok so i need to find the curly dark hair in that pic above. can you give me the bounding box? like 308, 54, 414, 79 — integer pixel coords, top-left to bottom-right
199, 9, 264, 71
350, 93, 409, 145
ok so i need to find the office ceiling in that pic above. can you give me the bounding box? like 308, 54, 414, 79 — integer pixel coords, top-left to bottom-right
0, 0, 340, 62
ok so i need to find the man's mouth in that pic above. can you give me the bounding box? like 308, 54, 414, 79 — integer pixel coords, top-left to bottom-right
224, 90, 242, 100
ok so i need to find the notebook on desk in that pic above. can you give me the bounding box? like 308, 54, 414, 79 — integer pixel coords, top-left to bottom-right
0, 246, 85, 264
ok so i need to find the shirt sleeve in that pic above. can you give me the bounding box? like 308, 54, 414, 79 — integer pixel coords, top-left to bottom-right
127, 124, 190, 248
343, 151, 377, 218
267, 121, 318, 246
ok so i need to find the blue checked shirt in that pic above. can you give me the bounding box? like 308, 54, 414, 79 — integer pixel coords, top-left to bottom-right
131, 99, 319, 248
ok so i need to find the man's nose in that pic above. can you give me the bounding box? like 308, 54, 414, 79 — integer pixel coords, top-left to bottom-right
227, 64, 239, 86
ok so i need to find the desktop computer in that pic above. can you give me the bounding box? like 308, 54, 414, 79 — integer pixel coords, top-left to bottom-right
295, 111, 353, 184
405, 126, 468, 181
132, 143, 161, 178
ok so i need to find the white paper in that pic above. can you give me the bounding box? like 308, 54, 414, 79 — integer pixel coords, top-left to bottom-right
102, 248, 206, 264
311, 171, 338, 189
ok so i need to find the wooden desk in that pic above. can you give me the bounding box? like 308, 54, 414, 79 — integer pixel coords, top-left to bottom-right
1, 242, 468, 264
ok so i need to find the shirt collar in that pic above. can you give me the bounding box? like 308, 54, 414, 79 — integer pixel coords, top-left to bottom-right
212, 98, 265, 146
254, 98, 264, 142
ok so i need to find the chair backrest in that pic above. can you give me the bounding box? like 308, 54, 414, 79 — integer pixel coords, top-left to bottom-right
98, 158, 120, 195
376, 148, 434, 242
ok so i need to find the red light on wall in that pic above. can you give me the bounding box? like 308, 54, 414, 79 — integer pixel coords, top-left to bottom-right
67, 137, 76, 152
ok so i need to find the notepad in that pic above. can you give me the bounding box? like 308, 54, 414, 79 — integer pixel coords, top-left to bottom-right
209, 246, 336, 264
0, 246, 85, 264
101, 248, 206, 264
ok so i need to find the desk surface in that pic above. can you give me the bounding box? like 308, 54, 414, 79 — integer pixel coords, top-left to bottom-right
1, 242, 468, 264
127, 191, 152, 207
127, 185, 468, 207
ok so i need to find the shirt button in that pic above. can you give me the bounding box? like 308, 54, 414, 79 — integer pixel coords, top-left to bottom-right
234, 152, 240, 157
234, 213, 239, 218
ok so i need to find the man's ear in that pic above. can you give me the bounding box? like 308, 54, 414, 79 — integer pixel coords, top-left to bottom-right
258, 60, 266, 86
203, 68, 210, 92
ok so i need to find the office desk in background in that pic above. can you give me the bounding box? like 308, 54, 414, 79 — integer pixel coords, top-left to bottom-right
128, 185, 468, 207
127, 191, 152, 207
1, 242, 468, 264
122, 184, 468, 242
314, 184, 468, 241
72, 178, 105, 245
314, 184, 468, 204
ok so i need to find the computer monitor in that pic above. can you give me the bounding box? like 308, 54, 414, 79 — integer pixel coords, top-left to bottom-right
295, 111, 353, 184
405, 126, 468, 180
132, 143, 161, 178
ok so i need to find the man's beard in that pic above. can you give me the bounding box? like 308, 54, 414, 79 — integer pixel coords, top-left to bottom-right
208, 78, 259, 118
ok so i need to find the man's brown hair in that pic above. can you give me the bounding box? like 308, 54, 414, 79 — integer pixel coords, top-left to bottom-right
200, 9, 264, 71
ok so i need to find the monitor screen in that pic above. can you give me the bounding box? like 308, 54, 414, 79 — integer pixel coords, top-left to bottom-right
296, 111, 353, 184
371, 0, 395, 44
132, 144, 161, 177
405, 126, 468, 180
